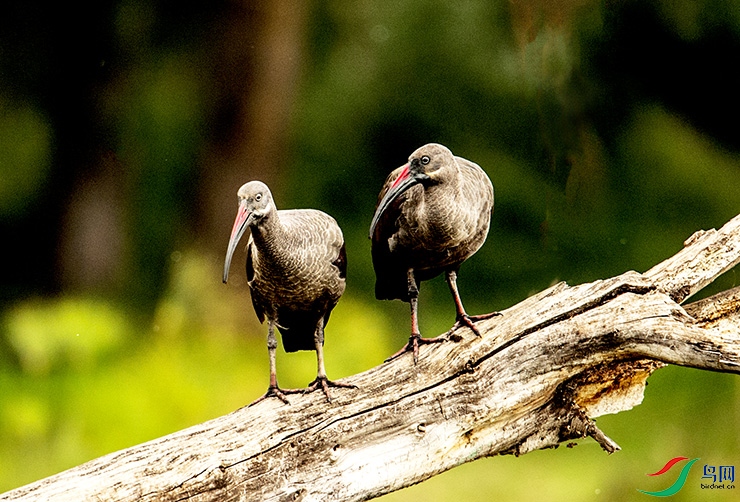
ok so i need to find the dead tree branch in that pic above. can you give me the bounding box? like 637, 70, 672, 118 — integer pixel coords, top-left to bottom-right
3, 214, 740, 502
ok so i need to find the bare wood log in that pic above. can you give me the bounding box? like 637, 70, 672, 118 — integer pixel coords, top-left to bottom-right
3, 214, 740, 502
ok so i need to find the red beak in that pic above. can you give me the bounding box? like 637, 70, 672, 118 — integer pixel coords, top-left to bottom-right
369, 163, 428, 238
223, 201, 251, 283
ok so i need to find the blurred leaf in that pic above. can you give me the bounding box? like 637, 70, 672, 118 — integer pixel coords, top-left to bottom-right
0, 101, 52, 218
4, 298, 129, 375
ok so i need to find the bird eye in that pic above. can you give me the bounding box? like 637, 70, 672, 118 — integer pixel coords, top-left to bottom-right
255, 193, 262, 202
421, 155, 431, 165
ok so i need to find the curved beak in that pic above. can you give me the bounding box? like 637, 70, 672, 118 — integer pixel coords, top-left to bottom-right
223, 201, 251, 283
369, 164, 428, 238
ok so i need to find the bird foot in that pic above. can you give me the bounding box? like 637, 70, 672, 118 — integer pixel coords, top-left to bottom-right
449, 311, 501, 338
248, 385, 304, 407
305, 376, 358, 403
385, 333, 445, 364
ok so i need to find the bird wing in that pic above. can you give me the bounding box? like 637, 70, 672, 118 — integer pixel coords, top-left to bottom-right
281, 209, 346, 274
269, 209, 346, 352
455, 156, 494, 210
246, 240, 266, 324
333, 242, 347, 279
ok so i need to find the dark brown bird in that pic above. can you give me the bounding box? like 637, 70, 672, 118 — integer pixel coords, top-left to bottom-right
369, 143, 497, 363
224, 180, 354, 404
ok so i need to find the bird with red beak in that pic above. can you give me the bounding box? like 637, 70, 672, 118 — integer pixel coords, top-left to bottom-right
370, 143, 498, 363
224, 181, 354, 404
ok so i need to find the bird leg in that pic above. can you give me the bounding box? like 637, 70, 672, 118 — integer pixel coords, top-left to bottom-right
385, 268, 445, 364
305, 318, 357, 403
249, 321, 303, 406
445, 270, 500, 338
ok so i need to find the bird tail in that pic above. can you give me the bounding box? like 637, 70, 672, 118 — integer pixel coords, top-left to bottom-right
277, 323, 317, 352
374, 271, 413, 302
275, 308, 330, 353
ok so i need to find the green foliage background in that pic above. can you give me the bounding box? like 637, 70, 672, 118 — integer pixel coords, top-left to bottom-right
1, 0, 739, 499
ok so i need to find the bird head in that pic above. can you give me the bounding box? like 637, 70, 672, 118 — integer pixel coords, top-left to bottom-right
369, 143, 453, 238
406, 143, 453, 183
223, 181, 274, 283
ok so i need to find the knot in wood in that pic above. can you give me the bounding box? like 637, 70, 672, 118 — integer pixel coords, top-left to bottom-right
284, 488, 306, 501
330, 444, 341, 463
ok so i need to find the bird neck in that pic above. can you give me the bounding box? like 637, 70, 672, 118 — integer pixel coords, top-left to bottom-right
426, 166, 462, 204
250, 210, 289, 257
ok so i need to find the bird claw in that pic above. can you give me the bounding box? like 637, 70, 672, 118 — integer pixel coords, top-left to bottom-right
385, 333, 446, 364
449, 311, 501, 337
248, 385, 304, 407
305, 376, 358, 403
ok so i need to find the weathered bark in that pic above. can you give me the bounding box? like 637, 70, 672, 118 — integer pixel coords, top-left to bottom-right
3, 214, 740, 502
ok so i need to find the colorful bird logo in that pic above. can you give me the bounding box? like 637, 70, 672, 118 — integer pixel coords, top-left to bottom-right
638, 456, 700, 497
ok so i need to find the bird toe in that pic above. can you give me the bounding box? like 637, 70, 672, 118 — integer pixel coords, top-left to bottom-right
306, 376, 357, 402
450, 311, 501, 337
249, 384, 305, 406
384, 334, 445, 364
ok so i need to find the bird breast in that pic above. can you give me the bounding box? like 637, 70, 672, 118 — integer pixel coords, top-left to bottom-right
249, 210, 345, 312
389, 175, 492, 271
413, 183, 486, 232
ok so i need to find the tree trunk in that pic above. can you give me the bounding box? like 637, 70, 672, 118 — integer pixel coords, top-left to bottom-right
197, 0, 310, 248
3, 214, 740, 502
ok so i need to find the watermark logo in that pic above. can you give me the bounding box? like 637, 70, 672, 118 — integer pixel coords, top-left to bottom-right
638, 457, 736, 497
701, 463, 736, 490
638, 457, 699, 497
